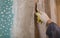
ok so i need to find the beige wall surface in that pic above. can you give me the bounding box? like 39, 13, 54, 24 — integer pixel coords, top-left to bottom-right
11, 0, 60, 38
11, 0, 35, 38
56, 0, 60, 26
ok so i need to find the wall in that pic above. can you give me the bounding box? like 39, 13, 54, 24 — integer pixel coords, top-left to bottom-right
56, 0, 60, 26
11, 0, 35, 38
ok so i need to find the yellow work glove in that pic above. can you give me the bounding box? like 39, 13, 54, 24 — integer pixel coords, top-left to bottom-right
35, 12, 43, 23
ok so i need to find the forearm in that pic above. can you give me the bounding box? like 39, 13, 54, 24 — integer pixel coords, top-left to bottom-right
46, 19, 53, 26
47, 19, 52, 24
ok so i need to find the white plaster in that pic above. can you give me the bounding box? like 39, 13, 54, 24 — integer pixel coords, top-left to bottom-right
11, 0, 35, 38
50, 0, 57, 23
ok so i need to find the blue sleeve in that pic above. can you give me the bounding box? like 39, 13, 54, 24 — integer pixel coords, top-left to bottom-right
46, 22, 57, 38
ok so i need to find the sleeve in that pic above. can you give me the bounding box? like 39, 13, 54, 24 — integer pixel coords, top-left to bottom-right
46, 22, 57, 38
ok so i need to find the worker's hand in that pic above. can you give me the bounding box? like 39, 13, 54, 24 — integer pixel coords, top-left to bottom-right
40, 11, 50, 23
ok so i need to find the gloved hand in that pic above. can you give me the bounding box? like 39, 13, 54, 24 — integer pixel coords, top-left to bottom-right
40, 11, 50, 23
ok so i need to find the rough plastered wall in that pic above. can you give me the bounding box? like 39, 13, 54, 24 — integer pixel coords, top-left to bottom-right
56, 0, 60, 26
10, 0, 57, 38
50, 0, 57, 23
11, 0, 35, 38
11, 0, 48, 38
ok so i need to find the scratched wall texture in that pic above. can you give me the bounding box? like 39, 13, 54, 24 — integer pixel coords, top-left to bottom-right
11, 0, 35, 38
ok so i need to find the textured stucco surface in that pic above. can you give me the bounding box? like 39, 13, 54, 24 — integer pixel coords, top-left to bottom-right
11, 0, 35, 38
11, 0, 47, 38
